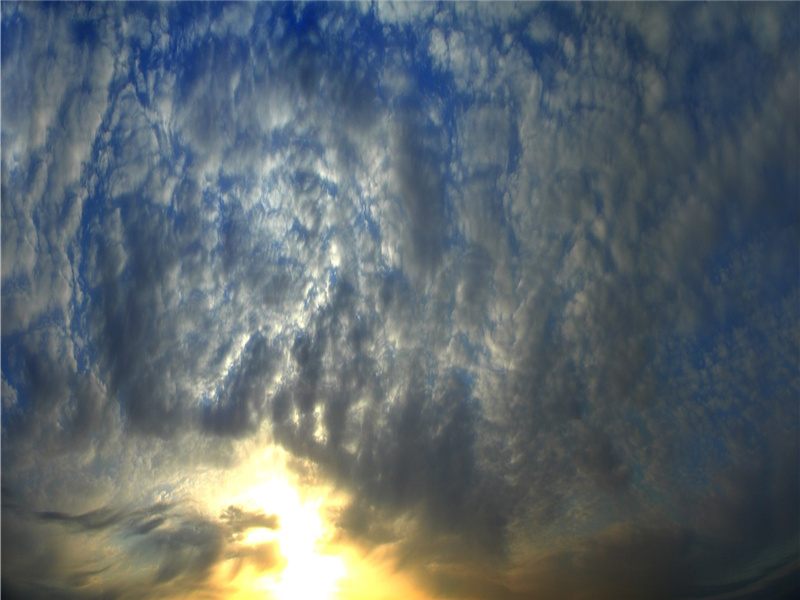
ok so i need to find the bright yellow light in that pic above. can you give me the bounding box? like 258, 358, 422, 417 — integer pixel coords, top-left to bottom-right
199, 445, 430, 600
242, 476, 346, 600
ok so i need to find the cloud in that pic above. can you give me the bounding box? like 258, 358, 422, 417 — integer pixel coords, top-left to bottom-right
4, 496, 286, 599
388, 114, 448, 279
220, 505, 280, 535
202, 332, 279, 437
2, 2, 798, 599
139, 518, 225, 585
1, 2, 114, 334
375, 1, 436, 27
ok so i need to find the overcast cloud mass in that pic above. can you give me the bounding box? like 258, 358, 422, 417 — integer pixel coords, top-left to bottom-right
2, 2, 799, 599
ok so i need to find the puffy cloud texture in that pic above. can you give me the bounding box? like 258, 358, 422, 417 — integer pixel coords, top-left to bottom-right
3, 3, 798, 599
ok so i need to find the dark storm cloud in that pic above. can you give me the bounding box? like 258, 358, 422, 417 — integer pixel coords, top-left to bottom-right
2, 2, 798, 599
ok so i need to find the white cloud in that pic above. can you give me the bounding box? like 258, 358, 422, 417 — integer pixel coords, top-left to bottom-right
210, 2, 255, 38
1, 3, 114, 332
375, 1, 436, 27
527, 17, 556, 44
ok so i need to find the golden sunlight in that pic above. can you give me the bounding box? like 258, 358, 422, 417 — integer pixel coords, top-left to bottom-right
243, 476, 346, 600
198, 445, 432, 600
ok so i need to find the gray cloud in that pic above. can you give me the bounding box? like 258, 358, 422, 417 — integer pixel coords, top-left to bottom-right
220, 504, 280, 535
4, 497, 285, 599
202, 332, 279, 437
390, 115, 448, 277
36, 502, 172, 537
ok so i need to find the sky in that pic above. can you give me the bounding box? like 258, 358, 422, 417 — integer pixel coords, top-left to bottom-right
1, 2, 799, 599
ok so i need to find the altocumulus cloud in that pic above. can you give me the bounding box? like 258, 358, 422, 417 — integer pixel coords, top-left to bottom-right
2, 2, 798, 599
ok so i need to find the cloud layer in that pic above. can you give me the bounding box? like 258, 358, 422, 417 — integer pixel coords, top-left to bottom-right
3, 3, 798, 599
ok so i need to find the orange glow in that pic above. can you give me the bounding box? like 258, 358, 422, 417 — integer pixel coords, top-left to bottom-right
194, 444, 433, 600
332, 544, 435, 600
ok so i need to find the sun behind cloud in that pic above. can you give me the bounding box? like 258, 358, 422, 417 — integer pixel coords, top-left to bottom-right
242, 477, 346, 600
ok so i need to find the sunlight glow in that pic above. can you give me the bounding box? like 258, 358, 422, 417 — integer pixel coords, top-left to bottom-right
244, 477, 346, 600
